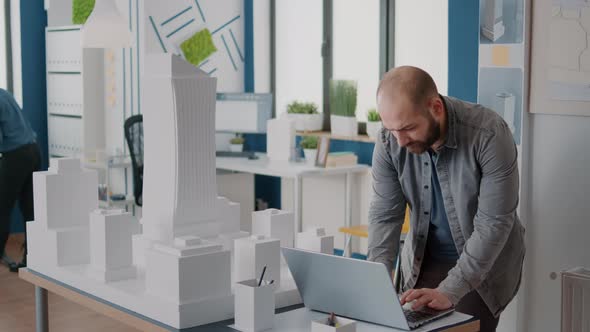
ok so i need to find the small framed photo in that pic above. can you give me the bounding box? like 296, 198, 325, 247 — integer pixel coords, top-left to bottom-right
315, 136, 331, 168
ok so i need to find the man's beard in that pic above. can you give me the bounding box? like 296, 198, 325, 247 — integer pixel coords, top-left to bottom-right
406, 114, 441, 154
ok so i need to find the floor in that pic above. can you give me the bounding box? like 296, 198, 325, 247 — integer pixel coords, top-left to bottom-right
0, 234, 139, 332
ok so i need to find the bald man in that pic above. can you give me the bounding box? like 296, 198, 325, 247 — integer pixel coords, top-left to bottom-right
367, 66, 525, 331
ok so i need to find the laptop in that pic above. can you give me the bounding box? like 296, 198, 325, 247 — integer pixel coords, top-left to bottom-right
282, 247, 454, 330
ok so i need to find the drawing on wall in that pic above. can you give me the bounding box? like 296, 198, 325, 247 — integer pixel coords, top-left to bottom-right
547, 1, 590, 102
145, 0, 244, 92
478, 68, 523, 145
479, 0, 524, 44
530, 0, 590, 115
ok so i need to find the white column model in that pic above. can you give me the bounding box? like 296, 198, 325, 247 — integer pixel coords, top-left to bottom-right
481, 0, 505, 42
495, 92, 516, 134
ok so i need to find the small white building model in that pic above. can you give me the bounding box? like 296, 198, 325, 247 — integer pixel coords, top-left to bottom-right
234, 235, 281, 289
252, 209, 295, 248
89, 209, 138, 282
266, 117, 295, 161
26, 55, 300, 329
27, 158, 97, 268
296, 227, 334, 255
481, 0, 505, 42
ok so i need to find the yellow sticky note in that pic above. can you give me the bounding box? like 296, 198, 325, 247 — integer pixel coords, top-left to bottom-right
492, 45, 510, 66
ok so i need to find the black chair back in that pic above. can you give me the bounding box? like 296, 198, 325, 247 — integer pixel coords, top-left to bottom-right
124, 114, 143, 206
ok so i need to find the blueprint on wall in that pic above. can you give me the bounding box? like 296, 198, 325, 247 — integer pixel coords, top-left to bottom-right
145, 0, 244, 92
548, 0, 590, 101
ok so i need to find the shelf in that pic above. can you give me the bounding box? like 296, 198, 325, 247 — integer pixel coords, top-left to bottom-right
83, 159, 132, 170
296, 131, 375, 143
99, 198, 135, 209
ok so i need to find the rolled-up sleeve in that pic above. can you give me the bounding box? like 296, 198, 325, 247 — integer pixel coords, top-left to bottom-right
367, 131, 407, 274
438, 121, 519, 304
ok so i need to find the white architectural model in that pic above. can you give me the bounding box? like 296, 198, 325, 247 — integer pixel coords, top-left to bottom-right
252, 209, 295, 248
494, 92, 516, 134
267, 117, 296, 161
27, 158, 97, 268
27, 54, 300, 329
481, 0, 505, 42
89, 209, 138, 282
296, 227, 334, 255
235, 235, 281, 289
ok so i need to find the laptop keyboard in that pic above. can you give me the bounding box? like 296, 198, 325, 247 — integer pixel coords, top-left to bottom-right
403, 307, 453, 328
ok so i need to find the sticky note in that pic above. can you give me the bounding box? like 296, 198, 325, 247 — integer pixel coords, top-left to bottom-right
492, 45, 510, 66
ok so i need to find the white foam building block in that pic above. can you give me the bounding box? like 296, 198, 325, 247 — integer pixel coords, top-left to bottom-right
218, 231, 250, 253
252, 209, 294, 248
217, 196, 241, 234
33, 158, 98, 229
234, 235, 281, 289
27, 158, 97, 269
27, 222, 90, 268
266, 117, 295, 162
296, 227, 334, 255
146, 237, 231, 303
89, 209, 139, 282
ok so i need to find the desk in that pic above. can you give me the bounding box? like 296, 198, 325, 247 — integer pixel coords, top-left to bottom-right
339, 207, 411, 257
20, 268, 479, 332
216, 153, 370, 234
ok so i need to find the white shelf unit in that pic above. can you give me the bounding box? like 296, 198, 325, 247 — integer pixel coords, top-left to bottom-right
46, 25, 105, 159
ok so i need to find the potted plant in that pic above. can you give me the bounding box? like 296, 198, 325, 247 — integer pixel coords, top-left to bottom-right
300, 135, 319, 165
285, 101, 323, 132
229, 134, 245, 152
366, 108, 382, 140
329, 80, 358, 137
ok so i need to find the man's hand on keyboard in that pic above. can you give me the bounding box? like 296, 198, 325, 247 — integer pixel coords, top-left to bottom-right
400, 288, 452, 311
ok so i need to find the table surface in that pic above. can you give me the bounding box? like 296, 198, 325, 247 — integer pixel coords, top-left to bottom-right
216, 153, 370, 178
20, 268, 479, 332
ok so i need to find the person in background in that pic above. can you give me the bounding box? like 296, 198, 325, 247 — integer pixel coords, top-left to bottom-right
0, 88, 41, 272
368, 66, 525, 332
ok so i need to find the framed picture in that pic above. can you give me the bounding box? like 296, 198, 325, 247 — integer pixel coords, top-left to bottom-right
529, 0, 590, 116
315, 136, 331, 168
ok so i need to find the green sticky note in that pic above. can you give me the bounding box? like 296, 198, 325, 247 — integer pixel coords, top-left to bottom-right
72, 0, 96, 25
180, 29, 217, 67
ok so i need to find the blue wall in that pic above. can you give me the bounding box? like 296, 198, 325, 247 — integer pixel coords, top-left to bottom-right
448, 0, 479, 102
9, 1, 48, 233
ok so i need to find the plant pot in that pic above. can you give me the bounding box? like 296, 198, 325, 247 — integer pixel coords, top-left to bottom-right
366, 121, 382, 140
286, 113, 323, 132
330, 115, 358, 137
303, 149, 317, 166
229, 144, 243, 152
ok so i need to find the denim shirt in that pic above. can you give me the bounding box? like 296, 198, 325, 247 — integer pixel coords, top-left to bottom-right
0, 88, 36, 152
367, 96, 525, 317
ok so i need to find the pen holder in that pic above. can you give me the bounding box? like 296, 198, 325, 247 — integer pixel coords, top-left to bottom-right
311, 315, 357, 332
234, 279, 275, 332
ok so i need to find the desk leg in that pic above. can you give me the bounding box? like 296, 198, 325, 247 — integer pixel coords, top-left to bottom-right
294, 176, 303, 234
344, 172, 353, 256
35, 286, 48, 332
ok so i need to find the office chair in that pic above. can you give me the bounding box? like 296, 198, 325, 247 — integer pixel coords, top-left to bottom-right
124, 114, 143, 206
